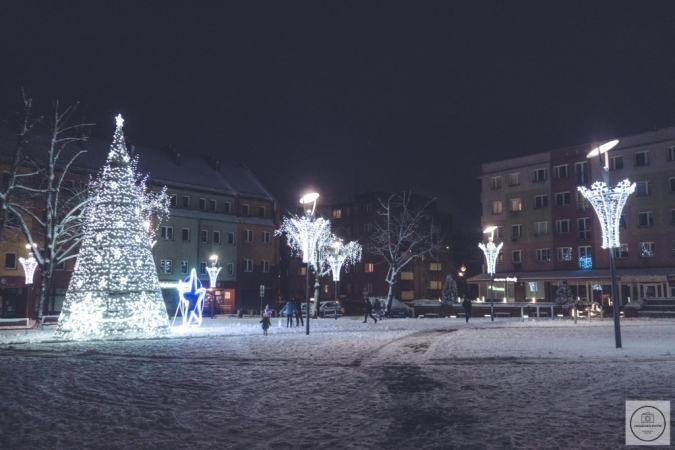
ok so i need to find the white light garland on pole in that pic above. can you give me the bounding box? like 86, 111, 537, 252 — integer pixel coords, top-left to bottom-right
19, 244, 38, 285
478, 226, 502, 322
276, 192, 332, 335
325, 240, 362, 319
577, 139, 634, 349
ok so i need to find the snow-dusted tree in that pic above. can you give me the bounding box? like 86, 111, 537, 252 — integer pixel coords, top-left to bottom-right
0, 93, 39, 241
369, 192, 443, 313
8, 102, 93, 318
441, 274, 458, 305
56, 115, 170, 339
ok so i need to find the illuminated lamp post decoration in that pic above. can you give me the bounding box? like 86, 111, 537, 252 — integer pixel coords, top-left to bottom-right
206, 255, 222, 317
19, 244, 38, 285
56, 115, 171, 339
325, 240, 362, 319
276, 192, 332, 335
172, 269, 206, 327
577, 139, 635, 349
478, 226, 502, 322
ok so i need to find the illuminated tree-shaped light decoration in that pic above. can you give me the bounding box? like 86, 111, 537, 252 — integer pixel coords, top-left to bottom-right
577, 180, 636, 249
56, 115, 170, 339
478, 240, 503, 276
19, 254, 38, 285
479, 227, 502, 321
278, 215, 333, 264
172, 269, 206, 327
325, 240, 362, 282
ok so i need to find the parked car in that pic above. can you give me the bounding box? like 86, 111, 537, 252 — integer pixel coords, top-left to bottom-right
319, 301, 343, 318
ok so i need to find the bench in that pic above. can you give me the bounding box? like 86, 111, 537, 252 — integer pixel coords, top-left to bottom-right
0, 318, 31, 334
41, 315, 60, 329
419, 313, 440, 318
495, 312, 510, 318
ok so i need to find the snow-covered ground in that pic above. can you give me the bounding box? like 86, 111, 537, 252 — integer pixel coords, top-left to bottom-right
2, 316, 674, 449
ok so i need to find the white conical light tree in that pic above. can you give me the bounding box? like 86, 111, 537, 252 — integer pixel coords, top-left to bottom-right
56, 115, 170, 339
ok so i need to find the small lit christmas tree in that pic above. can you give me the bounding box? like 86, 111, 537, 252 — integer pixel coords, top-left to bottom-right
555, 280, 575, 307
56, 115, 170, 339
441, 274, 458, 305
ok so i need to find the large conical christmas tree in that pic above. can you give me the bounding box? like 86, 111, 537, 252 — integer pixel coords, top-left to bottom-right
56, 115, 170, 339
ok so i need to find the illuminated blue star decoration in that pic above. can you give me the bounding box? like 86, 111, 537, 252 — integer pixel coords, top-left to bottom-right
173, 269, 206, 328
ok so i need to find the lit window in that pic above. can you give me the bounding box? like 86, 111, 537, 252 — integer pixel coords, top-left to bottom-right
497, 252, 504, 264
365, 263, 374, 273
492, 201, 503, 215
510, 198, 521, 211
333, 209, 342, 219
578, 246, 592, 269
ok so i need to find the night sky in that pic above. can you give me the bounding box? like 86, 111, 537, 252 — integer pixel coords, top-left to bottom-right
3, 1, 675, 226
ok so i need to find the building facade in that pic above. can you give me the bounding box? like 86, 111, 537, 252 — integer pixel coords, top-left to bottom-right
471, 127, 675, 304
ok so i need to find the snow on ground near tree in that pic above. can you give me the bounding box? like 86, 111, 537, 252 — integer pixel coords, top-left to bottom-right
2, 317, 675, 449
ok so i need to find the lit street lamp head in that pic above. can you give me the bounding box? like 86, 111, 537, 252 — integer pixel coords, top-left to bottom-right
483, 225, 497, 242
299, 192, 320, 216
586, 139, 619, 158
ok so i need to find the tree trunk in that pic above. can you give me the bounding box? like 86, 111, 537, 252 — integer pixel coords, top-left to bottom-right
385, 282, 395, 315
313, 277, 321, 318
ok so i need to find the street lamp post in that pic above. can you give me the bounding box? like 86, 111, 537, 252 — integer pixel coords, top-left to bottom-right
299, 192, 321, 336
578, 140, 635, 349
19, 244, 38, 318
459, 265, 466, 301
206, 255, 222, 318
479, 227, 502, 322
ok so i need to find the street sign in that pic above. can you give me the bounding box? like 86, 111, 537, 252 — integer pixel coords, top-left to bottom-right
260, 285, 265, 297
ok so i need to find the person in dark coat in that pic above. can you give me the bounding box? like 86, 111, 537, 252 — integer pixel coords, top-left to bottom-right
363, 298, 377, 323
260, 316, 271, 335
279, 301, 298, 328
373, 298, 382, 320
293, 295, 304, 327
462, 298, 472, 323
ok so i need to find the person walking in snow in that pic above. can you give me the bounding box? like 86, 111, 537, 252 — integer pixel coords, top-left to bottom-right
462, 298, 472, 323
363, 298, 377, 324
373, 298, 382, 320
263, 304, 272, 319
260, 315, 271, 335
280, 300, 298, 328
293, 295, 304, 327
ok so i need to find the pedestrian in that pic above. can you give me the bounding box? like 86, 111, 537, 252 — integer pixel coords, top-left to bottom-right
279, 300, 298, 328
373, 298, 382, 320
293, 295, 304, 327
260, 315, 271, 335
363, 298, 377, 323
462, 298, 472, 323
263, 304, 272, 319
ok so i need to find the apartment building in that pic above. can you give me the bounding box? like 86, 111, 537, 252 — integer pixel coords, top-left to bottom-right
471, 127, 675, 304
0, 133, 279, 318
